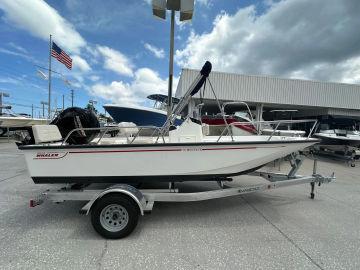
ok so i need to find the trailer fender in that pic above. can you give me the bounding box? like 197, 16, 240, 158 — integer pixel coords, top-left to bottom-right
81, 184, 146, 215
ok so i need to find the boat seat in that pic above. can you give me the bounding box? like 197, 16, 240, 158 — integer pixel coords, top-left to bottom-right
169, 118, 204, 143
96, 138, 127, 145
32, 125, 62, 144
127, 136, 154, 144
117, 122, 139, 137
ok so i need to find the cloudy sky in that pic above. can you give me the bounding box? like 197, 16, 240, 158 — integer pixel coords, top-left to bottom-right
0, 0, 359, 116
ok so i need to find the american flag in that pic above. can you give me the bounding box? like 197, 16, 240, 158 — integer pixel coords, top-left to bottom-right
51, 42, 72, 69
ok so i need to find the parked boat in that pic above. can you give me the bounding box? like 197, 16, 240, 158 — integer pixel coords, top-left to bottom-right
0, 113, 47, 127
18, 62, 318, 185
0, 112, 48, 136
314, 129, 360, 147
261, 128, 306, 137
103, 94, 182, 127
202, 112, 257, 136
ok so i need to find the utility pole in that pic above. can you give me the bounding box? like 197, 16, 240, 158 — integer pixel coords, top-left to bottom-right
62, 94, 65, 110
31, 104, 34, 118
41, 101, 48, 118
71, 89, 74, 107
0, 92, 10, 115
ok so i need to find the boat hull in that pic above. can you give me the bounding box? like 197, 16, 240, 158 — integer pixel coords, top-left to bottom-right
104, 105, 182, 127
0, 117, 47, 128
20, 140, 317, 184
314, 134, 360, 147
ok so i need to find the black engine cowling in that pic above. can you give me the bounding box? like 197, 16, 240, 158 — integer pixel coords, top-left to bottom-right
51, 107, 100, 145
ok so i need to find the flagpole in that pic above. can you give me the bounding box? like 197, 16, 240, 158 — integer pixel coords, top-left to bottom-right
48, 34, 52, 120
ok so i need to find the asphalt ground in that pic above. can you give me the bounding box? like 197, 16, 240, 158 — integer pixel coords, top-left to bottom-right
0, 140, 359, 270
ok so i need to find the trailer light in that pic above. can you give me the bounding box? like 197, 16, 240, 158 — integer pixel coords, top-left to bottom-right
29, 199, 36, 207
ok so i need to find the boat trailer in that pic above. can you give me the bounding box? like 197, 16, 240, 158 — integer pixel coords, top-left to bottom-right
29, 156, 334, 239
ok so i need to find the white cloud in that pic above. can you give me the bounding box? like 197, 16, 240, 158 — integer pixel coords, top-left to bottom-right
8, 42, 28, 54
196, 0, 211, 7
89, 75, 100, 82
0, 47, 34, 62
72, 55, 91, 72
91, 81, 141, 106
0, 0, 86, 53
144, 43, 165, 59
90, 68, 178, 106
97, 45, 134, 77
0, 77, 21, 85
175, 0, 360, 84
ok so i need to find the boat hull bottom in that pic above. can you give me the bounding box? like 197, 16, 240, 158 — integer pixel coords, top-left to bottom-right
31, 165, 265, 184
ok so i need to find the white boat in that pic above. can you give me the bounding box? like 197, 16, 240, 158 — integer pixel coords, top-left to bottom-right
202, 112, 257, 136
0, 115, 48, 127
19, 62, 317, 185
260, 110, 306, 137
259, 117, 305, 137
0, 112, 48, 135
314, 129, 360, 147
19, 120, 317, 184
261, 128, 306, 137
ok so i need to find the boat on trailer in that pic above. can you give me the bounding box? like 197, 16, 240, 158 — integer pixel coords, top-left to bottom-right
314, 129, 360, 147
19, 61, 334, 239
20, 124, 318, 184
19, 62, 318, 185
313, 129, 360, 166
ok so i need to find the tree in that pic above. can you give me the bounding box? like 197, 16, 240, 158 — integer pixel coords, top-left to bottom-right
86, 102, 98, 114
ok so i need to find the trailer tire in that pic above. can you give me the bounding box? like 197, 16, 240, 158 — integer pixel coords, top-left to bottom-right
91, 194, 139, 239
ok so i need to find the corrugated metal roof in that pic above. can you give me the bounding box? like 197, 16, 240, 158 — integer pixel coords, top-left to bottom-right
175, 68, 360, 111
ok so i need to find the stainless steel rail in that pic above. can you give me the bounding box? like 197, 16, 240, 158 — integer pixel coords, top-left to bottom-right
62, 125, 164, 145
217, 119, 318, 142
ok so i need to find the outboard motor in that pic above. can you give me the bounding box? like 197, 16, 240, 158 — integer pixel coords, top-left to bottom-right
51, 107, 100, 145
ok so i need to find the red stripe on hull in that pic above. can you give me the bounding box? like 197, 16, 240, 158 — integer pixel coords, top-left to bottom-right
67, 145, 284, 154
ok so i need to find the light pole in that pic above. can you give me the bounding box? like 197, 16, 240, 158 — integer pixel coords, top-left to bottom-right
152, 0, 194, 119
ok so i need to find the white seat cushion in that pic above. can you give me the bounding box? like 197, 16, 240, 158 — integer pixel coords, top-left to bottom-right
32, 125, 62, 144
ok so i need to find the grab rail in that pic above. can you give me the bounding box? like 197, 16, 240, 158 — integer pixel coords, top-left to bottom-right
216, 119, 318, 142
62, 125, 165, 145
61, 120, 317, 145
219, 101, 255, 142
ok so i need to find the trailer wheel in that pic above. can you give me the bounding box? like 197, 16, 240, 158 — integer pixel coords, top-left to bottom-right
91, 194, 139, 239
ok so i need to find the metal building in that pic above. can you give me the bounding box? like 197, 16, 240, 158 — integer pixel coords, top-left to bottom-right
175, 68, 360, 119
